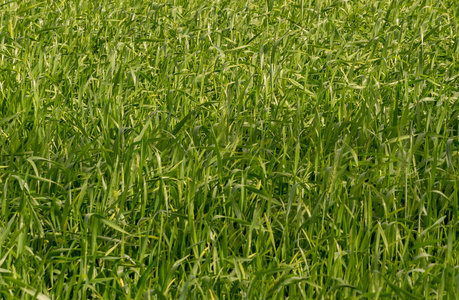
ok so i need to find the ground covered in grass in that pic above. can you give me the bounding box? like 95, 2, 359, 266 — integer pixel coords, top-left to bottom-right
1, 0, 459, 298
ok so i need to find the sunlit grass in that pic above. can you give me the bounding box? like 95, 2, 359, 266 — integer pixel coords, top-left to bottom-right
1, 0, 459, 298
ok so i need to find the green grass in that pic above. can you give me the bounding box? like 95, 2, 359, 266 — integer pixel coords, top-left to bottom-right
1, 0, 459, 298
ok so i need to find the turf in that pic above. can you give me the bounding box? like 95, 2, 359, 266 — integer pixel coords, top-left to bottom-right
1, 0, 459, 298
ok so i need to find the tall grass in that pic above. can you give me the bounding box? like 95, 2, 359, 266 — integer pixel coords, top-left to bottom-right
1, 0, 459, 298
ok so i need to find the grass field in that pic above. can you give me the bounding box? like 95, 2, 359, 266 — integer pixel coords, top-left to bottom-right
1, 0, 459, 298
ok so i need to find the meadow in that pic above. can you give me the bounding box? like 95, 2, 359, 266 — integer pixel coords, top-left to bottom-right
1, 0, 459, 298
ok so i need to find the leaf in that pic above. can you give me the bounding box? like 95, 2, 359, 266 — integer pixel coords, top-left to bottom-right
2, 277, 50, 300
378, 272, 418, 299
21, 288, 51, 300
99, 218, 130, 236
172, 110, 195, 136
134, 118, 151, 143
88, 214, 130, 235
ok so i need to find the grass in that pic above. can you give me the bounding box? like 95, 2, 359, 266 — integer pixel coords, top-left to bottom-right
1, 0, 459, 298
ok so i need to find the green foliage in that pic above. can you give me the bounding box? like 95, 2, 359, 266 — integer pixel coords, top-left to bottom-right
1, 0, 459, 298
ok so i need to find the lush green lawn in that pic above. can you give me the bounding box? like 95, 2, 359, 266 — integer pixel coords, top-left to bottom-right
1, 0, 459, 298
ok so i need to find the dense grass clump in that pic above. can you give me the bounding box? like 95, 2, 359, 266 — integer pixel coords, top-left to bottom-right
1, 0, 459, 298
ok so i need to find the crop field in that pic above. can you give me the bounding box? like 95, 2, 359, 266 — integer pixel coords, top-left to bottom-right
1, 0, 459, 299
